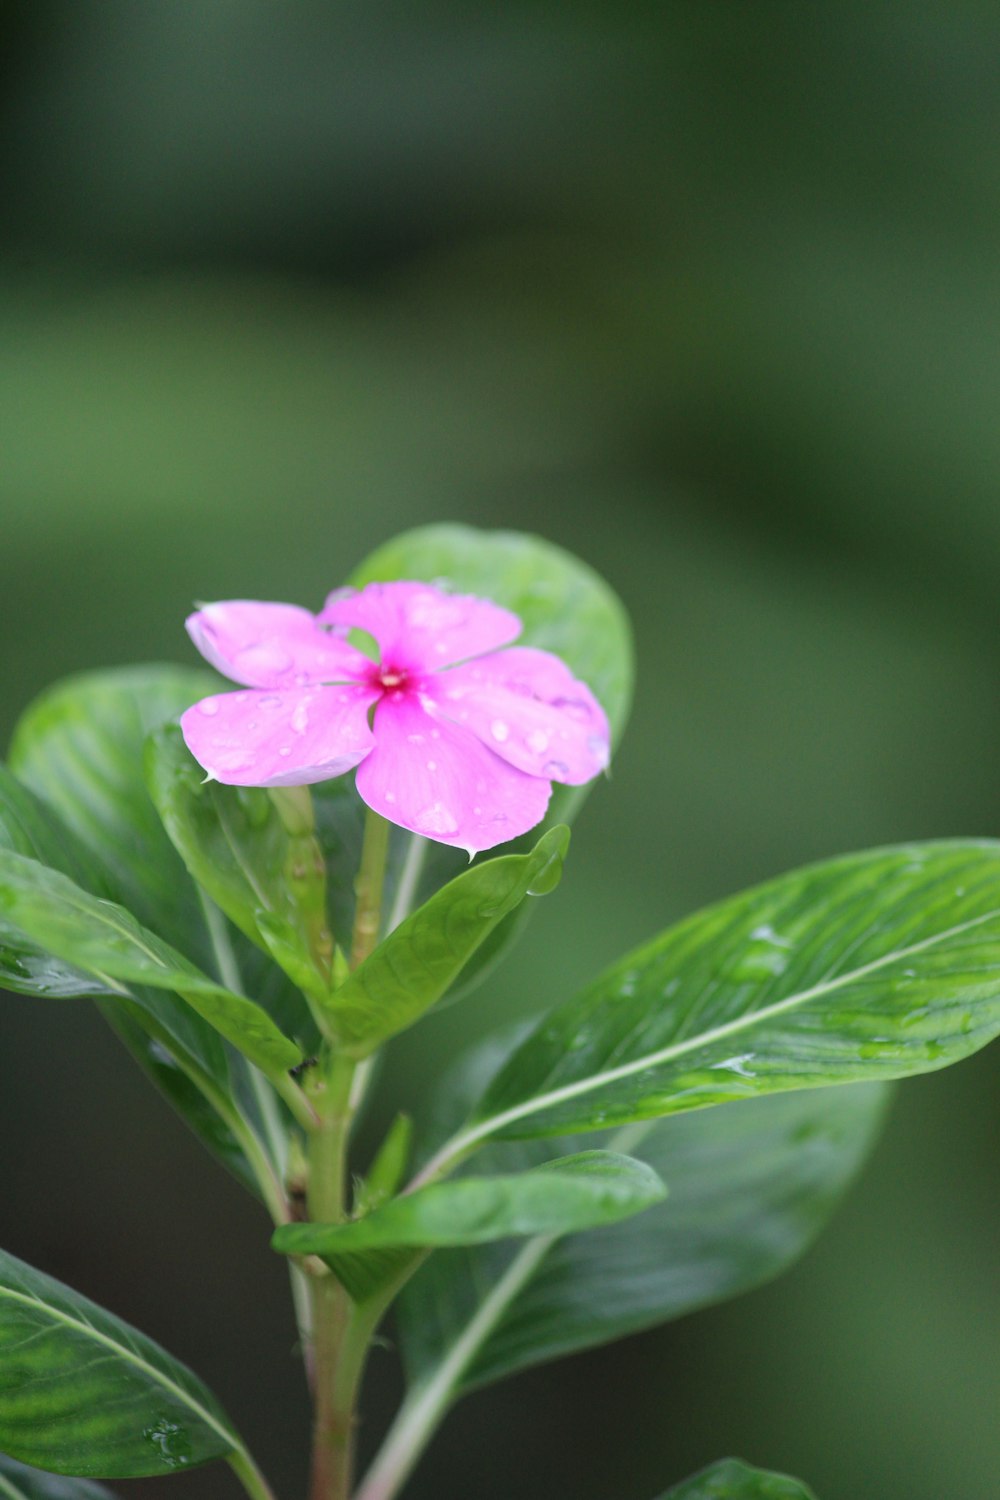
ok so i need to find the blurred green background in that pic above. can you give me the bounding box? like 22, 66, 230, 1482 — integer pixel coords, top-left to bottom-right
2, 4, 1000, 1498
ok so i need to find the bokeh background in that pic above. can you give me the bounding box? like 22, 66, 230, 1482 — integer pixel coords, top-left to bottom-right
2, 5, 1000, 1498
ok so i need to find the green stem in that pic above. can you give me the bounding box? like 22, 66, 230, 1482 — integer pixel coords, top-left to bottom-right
306, 1052, 359, 1500
306, 806, 393, 1499
351, 809, 391, 970
228, 1447, 279, 1500
354, 1235, 557, 1500
386, 834, 427, 934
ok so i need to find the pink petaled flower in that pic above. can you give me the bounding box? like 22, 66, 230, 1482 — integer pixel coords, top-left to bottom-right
180, 580, 610, 855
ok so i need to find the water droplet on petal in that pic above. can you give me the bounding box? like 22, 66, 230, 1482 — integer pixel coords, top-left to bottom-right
427, 760, 437, 771
385, 791, 396, 803
407, 733, 425, 744
415, 801, 458, 836
258, 694, 283, 707
491, 719, 509, 742
553, 696, 592, 722
198, 699, 219, 716
542, 759, 570, 779
279, 746, 292, 756
587, 734, 610, 768
526, 729, 549, 754
292, 701, 310, 734
236, 642, 293, 677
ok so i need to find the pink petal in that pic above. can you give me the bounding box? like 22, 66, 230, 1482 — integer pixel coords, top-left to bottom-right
319, 581, 521, 672
187, 601, 372, 688
355, 691, 550, 855
180, 683, 378, 788
425, 647, 610, 785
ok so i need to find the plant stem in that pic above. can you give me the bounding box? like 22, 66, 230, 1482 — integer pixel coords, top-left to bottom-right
354, 1235, 557, 1500
228, 1447, 279, 1500
306, 805, 393, 1499
351, 809, 391, 970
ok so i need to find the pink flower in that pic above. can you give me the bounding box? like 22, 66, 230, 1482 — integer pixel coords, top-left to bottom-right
180, 581, 610, 854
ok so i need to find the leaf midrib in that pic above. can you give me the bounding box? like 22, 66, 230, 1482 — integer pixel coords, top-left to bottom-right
460, 904, 1000, 1147
0, 1282, 238, 1459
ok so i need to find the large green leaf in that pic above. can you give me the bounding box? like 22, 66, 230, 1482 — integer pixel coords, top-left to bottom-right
453, 841, 1000, 1146
399, 1058, 888, 1390
0, 767, 116, 1002
313, 525, 634, 984
0, 1248, 241, 1478
145, 725, 333, 1013
0, 1455, 117, 1499
0, 852, 301, 1078
9, 667, 217, 959
658, 1458, 818, 1499
5, 668, 271, 1184
326, 825, 569, 1055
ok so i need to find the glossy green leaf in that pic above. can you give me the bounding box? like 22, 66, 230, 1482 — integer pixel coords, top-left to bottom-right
6, 667, 270, 1185
458, 841, 1000, 1145
145, 726, 333, 1008
0, 1248, 241, 1478
327, 826, 569, 1055
356, 1114, 413, 1215
0, 852, 301, 1078
0, 767, 117, 1001
399, 1067, 888, 1390
277, 1150, 664, 1259
9, 667, 218, 958
659, 1458, 818, 1499
0, 1455, 117, 1499
311, 525, 634, 990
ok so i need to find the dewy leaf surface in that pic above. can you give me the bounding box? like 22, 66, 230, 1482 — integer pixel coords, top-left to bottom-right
658, 1458, 818, 1499
399, 1077, 888, 1391
462, 841, 1000, 1142
0, 1248, 240, 1478
0, 1455, 117, 1499
0, 852, 301, 1077
326, 825, 569, 1054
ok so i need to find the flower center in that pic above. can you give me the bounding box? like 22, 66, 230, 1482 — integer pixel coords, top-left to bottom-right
373, 663, 413, 695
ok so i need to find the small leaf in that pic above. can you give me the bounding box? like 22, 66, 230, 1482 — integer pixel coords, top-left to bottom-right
658, 1458, 818, 1499
0, 1455, 118, 1499
275, 1151, 665, 1300
0, 852, 302, 1078
355, 1114, 413, 1215
326, 826, 569, 1055
145, 725, 333, 1007
398, 1032, 888, 1390
462, 841, 1000, 1143
0, 1248, 241, 1478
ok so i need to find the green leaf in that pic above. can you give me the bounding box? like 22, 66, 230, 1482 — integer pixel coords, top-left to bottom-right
276, 1150, 665, 1258
0, 1247, 242, 1478
658, 1458, 818, 1499
0, 767, 117, 1001
327, 826, 569, 1055
0, 852, 301, 1078
275, 1150, 665, 1301
355, 1114, 413, 1215
6, 667, 271, 1186
0, 1455, 117, 1499
145, 725, 334, 1009
311, 525, 634, 990
9, 666, 218, 958
459, 841, 1000, 1144
399, 1066, 888, 1390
